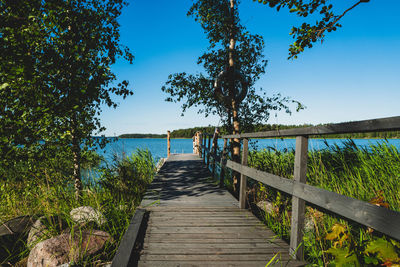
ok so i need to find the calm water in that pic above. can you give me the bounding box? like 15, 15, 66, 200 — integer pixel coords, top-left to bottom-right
98, 138, 400, 162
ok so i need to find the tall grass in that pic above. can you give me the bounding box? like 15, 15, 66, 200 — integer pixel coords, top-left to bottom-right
247, 140, 400, 265
0, 149, 155, 266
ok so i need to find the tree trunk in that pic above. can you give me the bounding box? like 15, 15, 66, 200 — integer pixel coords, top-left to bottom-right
228, 0, 241, 194
71, 123, 82, 201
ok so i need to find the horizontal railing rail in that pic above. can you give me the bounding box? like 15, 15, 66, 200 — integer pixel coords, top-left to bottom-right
223, 116, 400, 139
227, 160, 400, 240
111, 209, 146, 267
199, 115, 400, 260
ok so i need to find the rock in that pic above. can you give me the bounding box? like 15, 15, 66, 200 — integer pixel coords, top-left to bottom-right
304, 217, 315, 232
0, 215, 35, 236
0, 215, 36, 263
15, 256, 28, 267
27, 215, 68, 249
256, 200, 275, 214
70, 206, 107, 226
27, 230, 112, 267
27, 217, 49, 249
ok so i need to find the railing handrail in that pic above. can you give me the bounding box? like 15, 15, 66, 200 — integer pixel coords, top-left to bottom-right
201, 115, 400, 260
226, 159, 400, 240
222, 116, 400, 139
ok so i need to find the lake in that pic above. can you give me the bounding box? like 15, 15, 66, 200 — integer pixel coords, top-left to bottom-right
98, 138, 400, 163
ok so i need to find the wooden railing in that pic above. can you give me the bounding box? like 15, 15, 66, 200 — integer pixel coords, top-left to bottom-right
111, 209, 146, 267
200, 116, 400, 260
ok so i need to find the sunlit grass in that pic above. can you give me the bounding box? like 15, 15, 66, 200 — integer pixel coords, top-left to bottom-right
246, 140, 400, 265
0, 149, 155, 265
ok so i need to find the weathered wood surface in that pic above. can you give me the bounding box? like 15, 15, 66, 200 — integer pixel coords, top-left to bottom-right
290, 136, 308, 259
111, 209, 146, 267
239, 138, 248, 209
226, 159, 400, 241
138, 154, 306, 267
223, 116, 400, 139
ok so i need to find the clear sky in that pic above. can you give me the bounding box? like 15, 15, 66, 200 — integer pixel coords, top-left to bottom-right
100, 0, 400, 136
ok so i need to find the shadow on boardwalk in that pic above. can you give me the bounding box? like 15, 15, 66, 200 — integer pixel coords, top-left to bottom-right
141, 154, 237, 207
136, 154, 307, 266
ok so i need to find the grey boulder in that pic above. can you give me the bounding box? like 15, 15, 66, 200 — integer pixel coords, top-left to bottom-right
27, 230, 112, 267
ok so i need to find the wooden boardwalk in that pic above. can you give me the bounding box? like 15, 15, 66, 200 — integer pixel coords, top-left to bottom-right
137, 154, 306, 267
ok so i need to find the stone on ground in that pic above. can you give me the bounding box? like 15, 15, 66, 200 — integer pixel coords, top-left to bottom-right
27, 230, 111, 267
70, 206, 107, 226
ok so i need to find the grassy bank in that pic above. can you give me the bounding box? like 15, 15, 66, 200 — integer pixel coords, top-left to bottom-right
0, 149, 155, 266
245, 140, 400, 265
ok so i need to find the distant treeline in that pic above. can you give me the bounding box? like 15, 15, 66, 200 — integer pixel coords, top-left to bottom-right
168, 124, 400, 139
119, 133, 167, 138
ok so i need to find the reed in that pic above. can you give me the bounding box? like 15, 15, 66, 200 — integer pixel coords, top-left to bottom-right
0, 149, 155, 266
247, 140, 400, 265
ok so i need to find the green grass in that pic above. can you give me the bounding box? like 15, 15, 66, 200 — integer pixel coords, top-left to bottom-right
246, 139, 400, 265
0, 149, 155, 266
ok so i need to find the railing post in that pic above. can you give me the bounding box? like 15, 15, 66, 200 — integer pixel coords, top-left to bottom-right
203, 134, 206, 164
167, 130, 171, 158
212, 128, 219, 179
239, 138, 249, 209
206, 135, 211, 169
219, 138, 228, 188
192, 133, 196, 154
198, 132, 202, 158
290, 135, 308, 260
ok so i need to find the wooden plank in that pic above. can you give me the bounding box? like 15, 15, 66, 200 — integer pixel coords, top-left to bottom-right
211, 128, 219, 178
147, 222, 262, 227
239, 138, 249, 209
219, 138, 228, 188
143, 233, 278, 240
143, 238, 287, 244
143, 242, 288, 249
139, 254, 295, 261
135, 153, 305, 266
226, 160, 400, 241
207, 135, 212, 168
141, 247, 290, 255
167, 131, 171, 157
148, 215, 255, 218
146, 207, 242, 212
149, 215, 254, 220
222, 116, 400, 139
147, 226, 275, 235
149, 210, 253, 215
111, 209, 145, 267
293, 182, 400, 241
203, 135, 206, 164
148, 218, 261, 224
148, 216, 261, 223
198, 132, 203, 158
138, 260, 307, 267
226, 160, 294, 195
290, 136, 308, 259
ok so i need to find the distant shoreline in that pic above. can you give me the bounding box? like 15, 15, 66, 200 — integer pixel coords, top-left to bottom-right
115, 137, 399, 140
118, 137, 192, 139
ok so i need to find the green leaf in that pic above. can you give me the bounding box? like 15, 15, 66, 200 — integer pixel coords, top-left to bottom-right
325, 247, 360, 267
365, 238, 400, 262
0, 83, 9, 90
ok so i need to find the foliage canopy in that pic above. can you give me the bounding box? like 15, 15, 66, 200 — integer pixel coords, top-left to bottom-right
254, 0, 371, 59
162, 0, 301, 133
0, 0, 133, 189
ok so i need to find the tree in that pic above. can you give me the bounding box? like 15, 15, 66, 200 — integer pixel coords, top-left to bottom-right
162, 0, 300, 191
0, 0, 133, 198
254, 0, 370, 59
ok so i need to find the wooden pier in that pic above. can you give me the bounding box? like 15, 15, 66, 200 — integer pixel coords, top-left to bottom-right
113, 154, 306, 266
112, 116, 400, 267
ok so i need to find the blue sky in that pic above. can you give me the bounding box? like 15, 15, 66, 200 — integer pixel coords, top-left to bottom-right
100, 0, 400, 136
